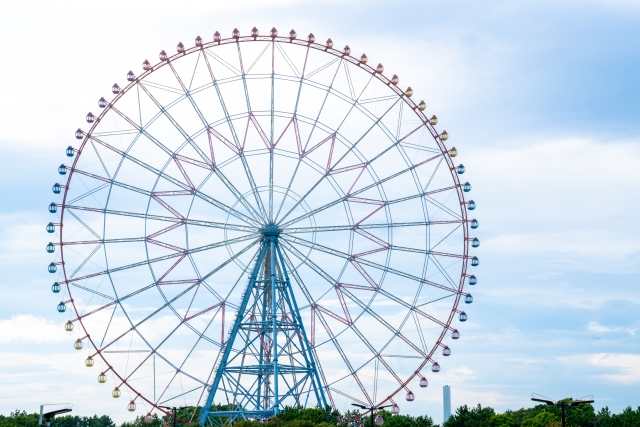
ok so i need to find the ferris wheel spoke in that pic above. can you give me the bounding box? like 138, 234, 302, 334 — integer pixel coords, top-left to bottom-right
282, 238, 378, 293
305, 57, 340, 79
375, 287, 452, 330
110, 103, 264, 225
67, 233, 259, 285
65, 209, 102, 240
277, 96, 406, 225
421, 156, 444, 192
206, 126, 270, 224
98, 304, 118, 348
287, 226, 467, 260
122, 352, 154, 383
425, 195, 463, 220
61, 237, 145, 247
88, 139, 113, 179
73, 282, 157, 325
271, 44, 312, 220
427, 255, 460, 289
333, 72, 379, 134
135, 83, 211, 165
203, 49, 241, 76
166, 305, 226, 381
345, 322, 413, 391
269, 41, 276, 222
85, 134, 261, 226
112, 285, 200, 349
108, 104, 180, 159
280, 151, 445, 228
72, 166, 151, 197
274, 42, 300, 77
278, 240, 336, 288
311, 308, 373, 405
282, 220, 464, 234
273, 58, 345, 223
114, 107, 262, 228
300, 57, 343, 153
70, 281, 114, 301
205, 44, 268, 222
68, 245, 102, 279
278, 245, 345, 406
67, 183, 109, 205
341, 288, 427, 358
64, 204, 257, 233
282, 235, 459, 294
429, 223, 463, 251
201, 48, 269, 222
278, 247, 372, 405
161, 62, 268, 224
196, 237, 262, 301
275, 241, 326, 395
246, 42, 271, 73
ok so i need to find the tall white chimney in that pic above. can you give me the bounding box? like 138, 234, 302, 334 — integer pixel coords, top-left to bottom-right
443, 385, 451, 422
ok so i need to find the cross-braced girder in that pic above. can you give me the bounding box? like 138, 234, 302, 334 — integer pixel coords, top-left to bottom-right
200, 233, 327, 425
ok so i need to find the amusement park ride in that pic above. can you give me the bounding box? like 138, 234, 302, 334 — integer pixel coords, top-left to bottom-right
46, 27, 479, 426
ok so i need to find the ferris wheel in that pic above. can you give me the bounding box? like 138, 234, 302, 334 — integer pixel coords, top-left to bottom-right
46, 27, 479, 425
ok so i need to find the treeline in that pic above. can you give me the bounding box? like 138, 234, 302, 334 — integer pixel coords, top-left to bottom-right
441, 400, 640, 427
0, 411, 116, 427
3, 400, 640, 427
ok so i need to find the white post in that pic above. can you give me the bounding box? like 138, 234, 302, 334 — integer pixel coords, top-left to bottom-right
39, 405, 43, 427
443, 385, 451, 422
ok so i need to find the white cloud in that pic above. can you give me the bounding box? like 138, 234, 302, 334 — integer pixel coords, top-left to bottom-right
0, 315, 67, 344
587, 322, 621, 333
588, 322, 638, 336
466, 137, 640, 273
559, 353, 640, 384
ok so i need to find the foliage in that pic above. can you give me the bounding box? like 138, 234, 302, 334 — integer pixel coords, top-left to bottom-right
276, 406, 341, 425
444, 399, 640, 427
442, 404, 495, 427
121, 413, 163, 427
4, 401, 640, 427
358, 410, 434, 427
519, 412, 557, 427
0, 411, 115, 427
595, 406, 640, 427
485, 414, 515, 427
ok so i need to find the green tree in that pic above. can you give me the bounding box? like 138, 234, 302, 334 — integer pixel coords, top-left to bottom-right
485, 414, 515, 427
610, 406, 640, 427
0, 412, 116, 427
121, 414, 163, 427
594, 406, 612, 427
442, 404, 495, 427
276, 406, 339, 425
414, 415, 435, 427
0, 410, 39, 427
520, 412, 557, 427
358, 410, 434, 427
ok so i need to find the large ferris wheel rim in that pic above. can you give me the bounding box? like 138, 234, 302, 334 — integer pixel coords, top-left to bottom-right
54, 28, 472, 418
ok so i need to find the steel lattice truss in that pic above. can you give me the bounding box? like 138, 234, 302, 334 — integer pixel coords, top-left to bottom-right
46, 28, 479, 425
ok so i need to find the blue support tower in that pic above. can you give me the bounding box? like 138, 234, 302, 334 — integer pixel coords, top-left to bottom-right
200, 226, 327, 425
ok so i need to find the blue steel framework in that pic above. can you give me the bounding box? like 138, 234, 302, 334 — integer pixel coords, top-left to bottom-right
200, 227, 327, 423
46, 28, 479, 426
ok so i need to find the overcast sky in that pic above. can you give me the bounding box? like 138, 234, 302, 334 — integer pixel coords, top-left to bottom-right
1, 0, 639, 425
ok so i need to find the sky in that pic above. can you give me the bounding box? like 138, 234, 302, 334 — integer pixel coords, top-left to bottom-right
1, 0, 639, 425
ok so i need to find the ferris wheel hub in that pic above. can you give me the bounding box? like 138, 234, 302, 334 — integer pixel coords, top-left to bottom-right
260, 224, 281, 237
